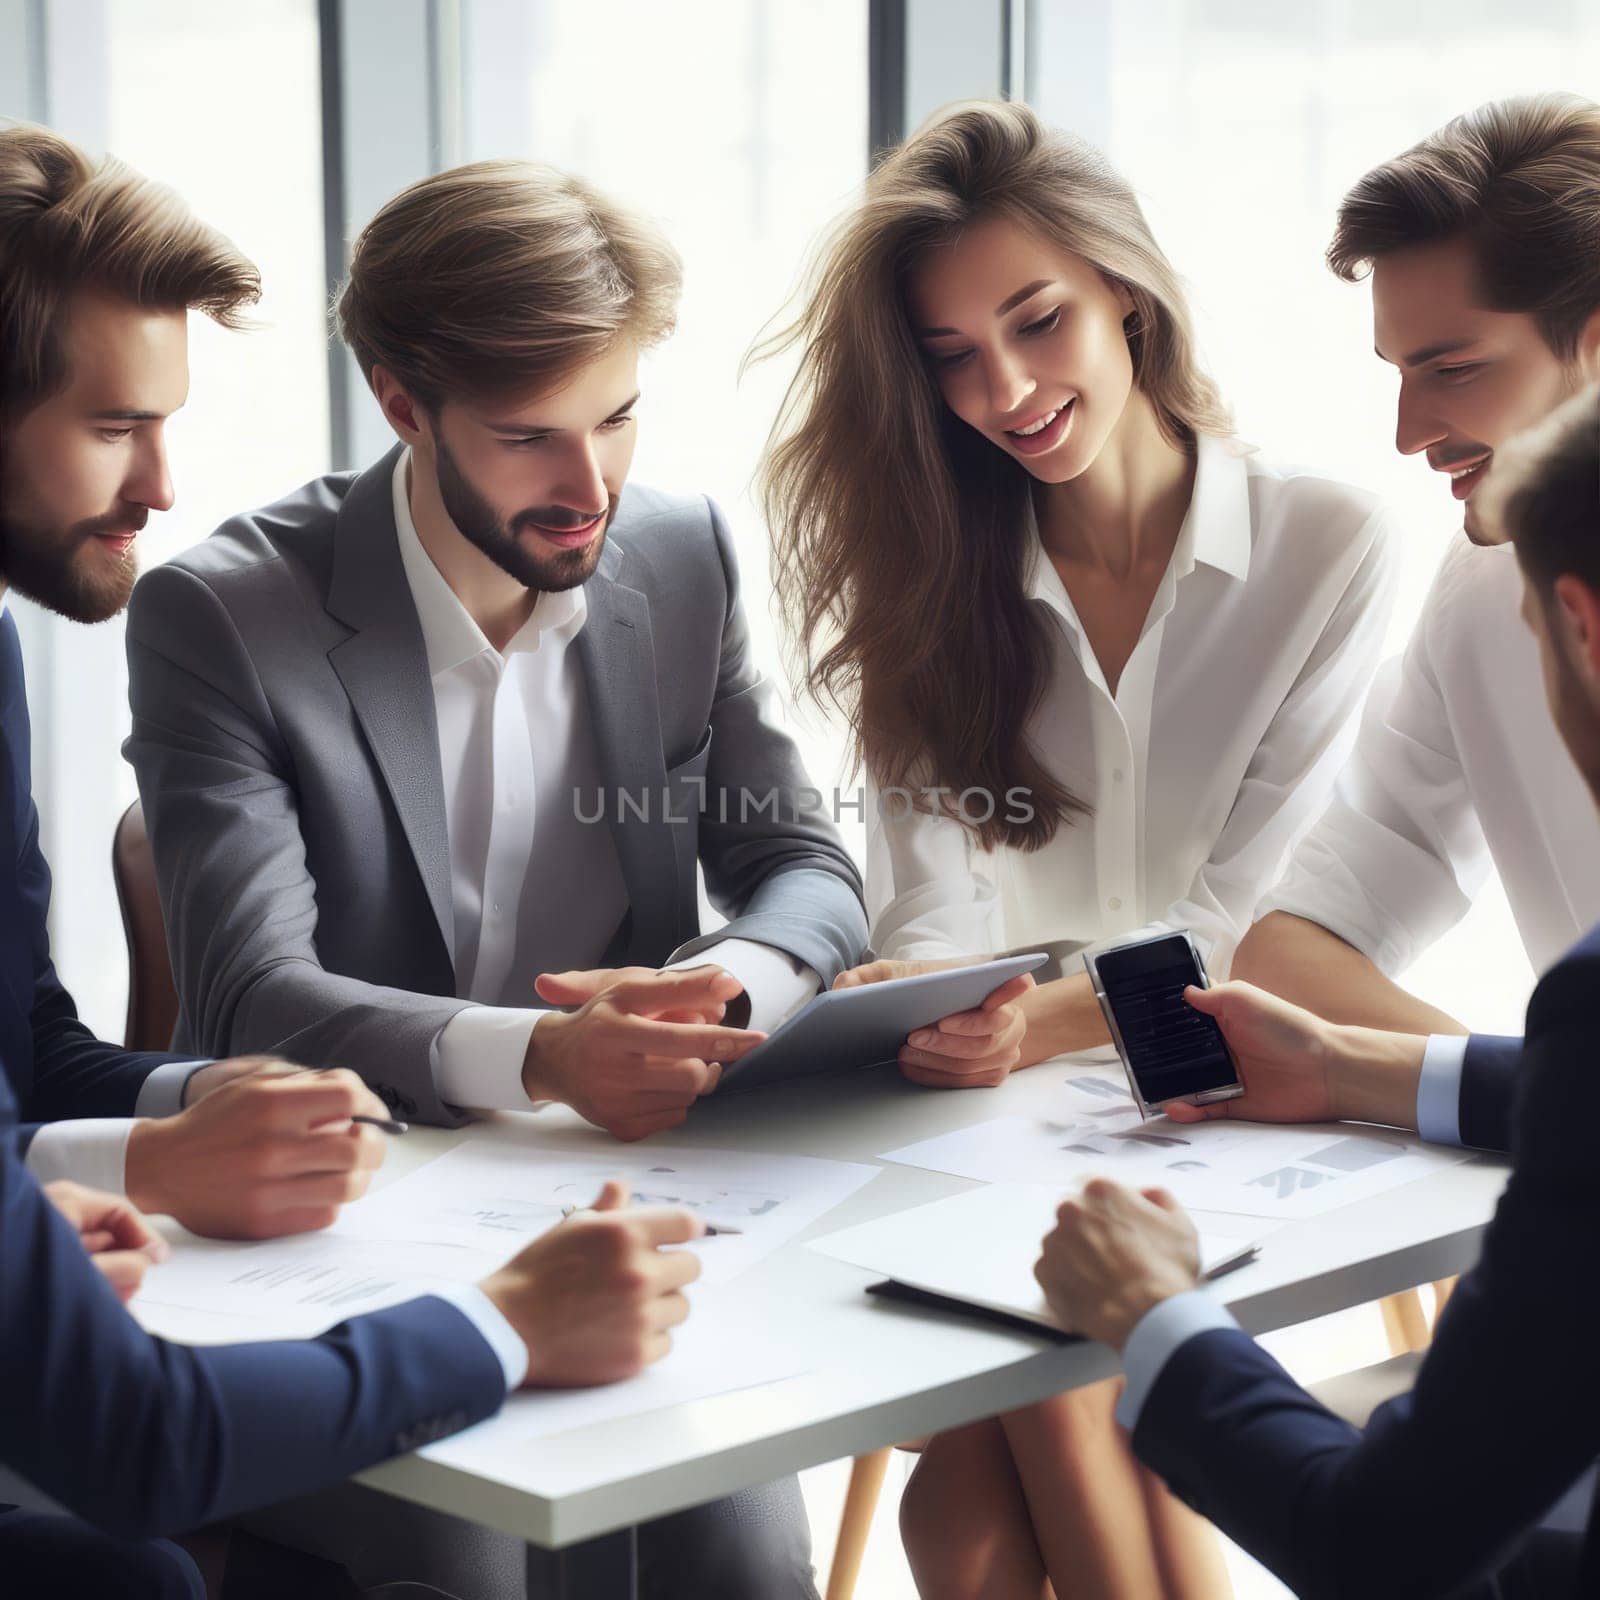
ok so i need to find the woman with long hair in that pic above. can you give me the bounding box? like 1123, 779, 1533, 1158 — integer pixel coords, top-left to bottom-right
759, 102, 1395, 1597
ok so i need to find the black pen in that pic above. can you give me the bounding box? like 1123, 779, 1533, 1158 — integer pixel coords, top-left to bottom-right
352, 1113, 409, 1135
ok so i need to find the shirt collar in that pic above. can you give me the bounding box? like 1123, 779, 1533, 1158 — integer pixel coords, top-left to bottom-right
391, 449, 586, 676
1182, 433, 1254, 582
1022, 432, 1254, 610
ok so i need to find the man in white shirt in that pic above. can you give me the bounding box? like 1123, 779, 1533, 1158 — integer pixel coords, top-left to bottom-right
1235, 92, 1600, 1029
125, 159, 858, 1595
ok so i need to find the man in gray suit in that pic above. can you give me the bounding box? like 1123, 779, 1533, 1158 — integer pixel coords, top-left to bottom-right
123, 160, 865, 1597
124, 159, 866, 1149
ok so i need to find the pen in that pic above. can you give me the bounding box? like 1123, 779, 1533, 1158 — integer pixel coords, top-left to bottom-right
559, 1202, 743, 1237
352, 1114, 409, 1135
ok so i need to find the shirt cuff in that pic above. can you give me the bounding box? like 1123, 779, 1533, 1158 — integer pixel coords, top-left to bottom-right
1115, 1289, 1242, 1432
422, 1282, 528, 1391
1415, 1034, 1468, 1147
135, 1059, 207, 1117
23, 1118, 137, 1195
432, 1007, 550, 1112
667, 938, 819, 1034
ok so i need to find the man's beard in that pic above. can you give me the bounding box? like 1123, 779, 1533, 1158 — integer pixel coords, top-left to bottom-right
0, 506, 142, 623
434, 433, 611, 594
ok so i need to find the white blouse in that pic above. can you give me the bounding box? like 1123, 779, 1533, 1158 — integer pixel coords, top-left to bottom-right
867, 435, 1396, 976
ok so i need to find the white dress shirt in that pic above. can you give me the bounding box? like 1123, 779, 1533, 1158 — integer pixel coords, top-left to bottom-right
1260, 536, 1600, 979
868, 436, 1396, 977
390, 453, 816, 1112
22, 1061, 194, 1194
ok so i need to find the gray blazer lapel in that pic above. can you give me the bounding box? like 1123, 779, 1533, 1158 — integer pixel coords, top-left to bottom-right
324, 446, 455, 959
575, 552, 678, 959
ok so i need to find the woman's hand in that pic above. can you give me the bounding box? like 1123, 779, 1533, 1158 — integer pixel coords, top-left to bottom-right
833, 960, 1036, 1089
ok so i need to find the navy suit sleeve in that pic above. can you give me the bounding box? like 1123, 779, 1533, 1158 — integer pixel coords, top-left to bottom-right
1459, 1033, 1519, 1154
4, 621, 192, 1119
1132, 941, 1600, 1600
1, 1122, 506, 1538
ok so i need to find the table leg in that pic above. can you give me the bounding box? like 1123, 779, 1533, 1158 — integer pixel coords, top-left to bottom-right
527, 1525, 637, 1600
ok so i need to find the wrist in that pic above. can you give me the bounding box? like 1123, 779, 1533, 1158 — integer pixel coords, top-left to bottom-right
479, 1271, 536, 1379
520, 1014, 566, 1105
1109, 1274, 1193, 1350
123, 1117, 175, 1214
1324, 1023, 1426, 1129
1017, 973, 1101, 1065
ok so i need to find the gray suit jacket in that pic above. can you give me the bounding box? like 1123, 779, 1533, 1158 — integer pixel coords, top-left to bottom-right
124, 446, 866, 1125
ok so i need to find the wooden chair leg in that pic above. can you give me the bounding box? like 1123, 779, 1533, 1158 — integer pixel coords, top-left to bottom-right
1379, 1289, 1431, 1355
1430, 1277, 1458, 1320
826, 1448, 893, 1600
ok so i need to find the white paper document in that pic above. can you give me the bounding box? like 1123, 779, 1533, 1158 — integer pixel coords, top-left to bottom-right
882, 1075, 1472, 1219
136, 1138, 879, 1342
419, 1289, 808, 1466
333, 1137, 882, 1286
808, 1183, 1261, 1334
136, 1232, 487, 1341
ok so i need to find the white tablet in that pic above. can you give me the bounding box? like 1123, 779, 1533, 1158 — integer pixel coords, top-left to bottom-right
716, 952, 1049, 1093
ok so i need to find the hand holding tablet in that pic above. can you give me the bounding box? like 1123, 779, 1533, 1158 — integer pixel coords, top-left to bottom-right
715, 952, 1048, 1093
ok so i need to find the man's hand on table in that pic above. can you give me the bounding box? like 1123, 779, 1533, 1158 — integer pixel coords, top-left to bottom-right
45, 1179, 169, 1305
480, 1179, 704, 1387
1034, 1178, 1202, 1350
125, 1062, 388, 1239
525, 967, 766, 1141
832, 958, 1035, 1090
1166, 982, 1424, 1132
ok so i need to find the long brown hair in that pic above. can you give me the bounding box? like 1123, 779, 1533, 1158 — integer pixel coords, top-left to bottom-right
757, 101, 1229, 851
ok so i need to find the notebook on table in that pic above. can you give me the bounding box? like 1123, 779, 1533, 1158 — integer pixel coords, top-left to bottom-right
809, 1182, 1261, 1341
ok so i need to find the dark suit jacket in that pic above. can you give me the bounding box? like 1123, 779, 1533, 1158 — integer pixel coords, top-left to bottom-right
0, 1063, 504, 1536
1134, 929, 1600, 1598
0, 610, 508, 1534
124, 452, 868, 1125
0, 611, 191, 1150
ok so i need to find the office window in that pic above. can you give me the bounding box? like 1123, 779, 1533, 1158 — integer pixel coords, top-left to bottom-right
460, 0, 872, 841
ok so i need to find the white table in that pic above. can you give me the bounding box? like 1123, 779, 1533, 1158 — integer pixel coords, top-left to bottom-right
317, 1054, 1508, 1592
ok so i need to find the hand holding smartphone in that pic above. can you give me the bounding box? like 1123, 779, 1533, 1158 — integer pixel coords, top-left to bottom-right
1083, 931, 1245, 1118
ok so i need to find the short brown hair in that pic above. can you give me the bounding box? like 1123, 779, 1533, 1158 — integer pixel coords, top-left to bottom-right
1487, 382, 1600, 592
337, 160, 682, 410
0, 121, 260, 422
1327, 94, 1600, 359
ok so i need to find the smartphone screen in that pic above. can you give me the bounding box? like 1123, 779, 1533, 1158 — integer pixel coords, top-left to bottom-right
1094, 935, 1239, 1105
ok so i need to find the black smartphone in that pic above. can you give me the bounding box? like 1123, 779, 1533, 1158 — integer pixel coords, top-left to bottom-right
1083, 930, 1244, 1117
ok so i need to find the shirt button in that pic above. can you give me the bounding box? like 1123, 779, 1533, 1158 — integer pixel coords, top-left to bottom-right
492, 902, 502, 915
1107, 896, 1123, 911
1112, 768, 1125, 783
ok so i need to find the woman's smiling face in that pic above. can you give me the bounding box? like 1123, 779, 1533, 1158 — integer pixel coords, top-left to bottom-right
906, 214, 1138, 484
